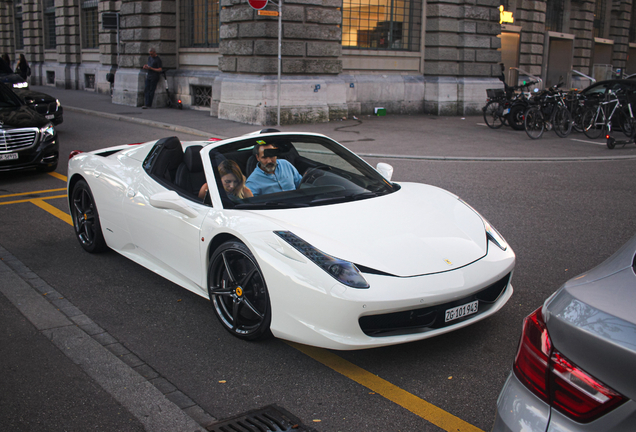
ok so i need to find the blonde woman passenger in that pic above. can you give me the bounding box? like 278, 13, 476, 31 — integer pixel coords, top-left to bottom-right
198, 160, 253, 200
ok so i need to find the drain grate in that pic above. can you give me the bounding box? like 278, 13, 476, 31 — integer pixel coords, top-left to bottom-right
206, 404, 317, 432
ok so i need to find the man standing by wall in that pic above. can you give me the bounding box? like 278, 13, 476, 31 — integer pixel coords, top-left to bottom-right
142, 48, 162, 109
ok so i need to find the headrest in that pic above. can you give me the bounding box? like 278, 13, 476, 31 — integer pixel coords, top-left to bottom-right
183, 145, 203, 172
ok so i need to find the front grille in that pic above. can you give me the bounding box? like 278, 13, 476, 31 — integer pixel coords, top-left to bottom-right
0, 129, 38, 152
359, 272, 512, 337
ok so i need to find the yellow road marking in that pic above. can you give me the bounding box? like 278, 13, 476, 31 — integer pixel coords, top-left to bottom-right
0, 188, 66, 199
287, 342, 484, 432
0, 195, 67, 206
48, 172, 68, 182
31, 199, 73, 226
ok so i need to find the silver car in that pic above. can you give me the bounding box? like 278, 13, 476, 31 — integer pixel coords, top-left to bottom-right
493, 235, 636, 431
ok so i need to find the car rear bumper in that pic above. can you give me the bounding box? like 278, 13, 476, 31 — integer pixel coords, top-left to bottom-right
492, 372, 550, 432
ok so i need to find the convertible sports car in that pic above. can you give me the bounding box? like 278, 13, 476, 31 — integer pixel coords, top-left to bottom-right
67, 131, 516, 349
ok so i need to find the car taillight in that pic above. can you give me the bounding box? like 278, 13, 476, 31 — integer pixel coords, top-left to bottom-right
69, 150, 84, 159
513, 307, 626, 423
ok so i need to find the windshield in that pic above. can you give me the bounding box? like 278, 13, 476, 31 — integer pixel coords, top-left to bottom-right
0, 83, 22, 108
209, 134, 398, 209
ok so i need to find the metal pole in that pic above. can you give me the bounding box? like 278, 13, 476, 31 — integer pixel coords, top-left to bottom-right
277, 0, 282, 126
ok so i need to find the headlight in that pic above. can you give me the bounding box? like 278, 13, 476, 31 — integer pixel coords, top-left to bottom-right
484, 219, 508, 251
13, 82, 28, 89
40, 123, 55, 139
274, 231, 369, 288
56, 99, 61, 108
458, 199, 509, 251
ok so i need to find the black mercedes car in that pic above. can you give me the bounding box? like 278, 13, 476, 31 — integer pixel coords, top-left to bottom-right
0, 72, 63, 125
0, 82, 59, 173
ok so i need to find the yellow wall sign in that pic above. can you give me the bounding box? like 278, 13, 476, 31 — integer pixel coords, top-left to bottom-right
258, 10, 279, 16
499, 6, 513, 24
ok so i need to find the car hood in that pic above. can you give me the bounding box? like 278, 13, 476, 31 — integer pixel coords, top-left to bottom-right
0, 72, 26, 85
13, 88, 55, 104
257, 182, 488, 277
545, 235, 636, 398
0, 105, 49, 128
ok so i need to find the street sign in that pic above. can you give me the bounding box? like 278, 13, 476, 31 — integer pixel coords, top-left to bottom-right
258, 10, 278, 16
248, 0, 268, 10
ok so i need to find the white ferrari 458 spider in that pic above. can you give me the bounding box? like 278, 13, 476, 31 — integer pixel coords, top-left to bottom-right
67, 131, 515, 350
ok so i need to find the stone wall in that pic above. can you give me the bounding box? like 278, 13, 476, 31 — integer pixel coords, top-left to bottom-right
218, 0, 342, 75
22, 0, 43, 63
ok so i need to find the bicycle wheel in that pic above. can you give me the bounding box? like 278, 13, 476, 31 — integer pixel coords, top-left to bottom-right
508, 103, 527, 131
571, 103, 585, 133
617, 108, 634, 138
524, 106, 545, 139
483, 101, 505, 129
553, 106, 573, 138
582, 108, 604, 139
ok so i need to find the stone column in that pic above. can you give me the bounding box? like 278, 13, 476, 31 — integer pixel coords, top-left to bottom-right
55, 0, 81, 88
514, 0, 545, 78
112, 0, 176, 107
0, 1, 15, 62
217, 0, 345, 124
423, 0, 502, 115
21, 0, 44, 83
610, 0, 632, 73
570, 0, 594, 76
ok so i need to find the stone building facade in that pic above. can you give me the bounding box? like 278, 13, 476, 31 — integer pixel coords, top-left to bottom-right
1, 0, 635, 125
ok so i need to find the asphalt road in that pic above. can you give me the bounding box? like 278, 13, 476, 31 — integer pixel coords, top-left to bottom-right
1, 108, 635, 432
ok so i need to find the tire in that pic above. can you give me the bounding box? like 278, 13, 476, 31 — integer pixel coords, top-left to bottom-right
208, 241, 272, 341
507, 103, 527, 130
617, 109, 634, 138
607, 137, 616, 149
483, 101, 505, 129
524, 106, 545, 139
571, 104, 585, 133
71, 179, 108, 253
553, 106, 573, 138
582, 108, 603, 139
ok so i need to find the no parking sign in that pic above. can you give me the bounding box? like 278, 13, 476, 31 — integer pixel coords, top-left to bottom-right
248, 0, 268, 10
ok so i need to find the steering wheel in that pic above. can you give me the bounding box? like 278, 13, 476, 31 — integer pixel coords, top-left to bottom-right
299, 165, 332, 187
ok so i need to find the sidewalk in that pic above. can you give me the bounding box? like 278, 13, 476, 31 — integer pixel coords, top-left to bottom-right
0, 245, 213, 432
33, 85, 636, 161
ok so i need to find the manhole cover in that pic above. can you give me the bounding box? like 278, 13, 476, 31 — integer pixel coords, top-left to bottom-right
207, 404, 318, 432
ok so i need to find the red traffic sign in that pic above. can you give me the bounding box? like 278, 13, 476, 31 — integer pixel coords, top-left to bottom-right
248, 0, 268, 10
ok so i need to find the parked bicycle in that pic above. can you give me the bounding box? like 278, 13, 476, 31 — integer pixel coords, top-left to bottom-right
524, 82, 572, 139
482, 75, 539, 130
581, 88, 633, 139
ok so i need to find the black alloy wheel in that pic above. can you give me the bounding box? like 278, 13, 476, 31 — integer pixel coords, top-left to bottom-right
208, 241, 272, 340
71, 179, 107, 253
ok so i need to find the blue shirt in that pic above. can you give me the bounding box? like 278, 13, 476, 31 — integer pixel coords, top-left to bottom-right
246, 159, 302, 196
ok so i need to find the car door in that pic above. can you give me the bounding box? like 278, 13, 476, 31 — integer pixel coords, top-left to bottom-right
121, 147, 212, 296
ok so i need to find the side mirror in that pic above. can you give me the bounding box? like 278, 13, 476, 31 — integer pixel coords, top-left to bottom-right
376, 163, 393, 181
149, 191, 198, 218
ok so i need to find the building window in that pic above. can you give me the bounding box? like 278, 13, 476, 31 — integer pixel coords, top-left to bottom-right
180, 0, 220, 48
545, 0, 564, 32
85, 74, 95, 89
46, 71, 55, 84
593, 0, 606, 38
342, 0, 422, 51
192, 85, 212, 107
630, 1, 636, 43
14, 0, 24, 50
81, 0, 99, 49
43, 0, 56, 49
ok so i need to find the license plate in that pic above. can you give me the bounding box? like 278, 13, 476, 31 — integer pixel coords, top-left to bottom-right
445, 301, 478, 323
0, 153, 18, 161
45, 114, 55, 119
